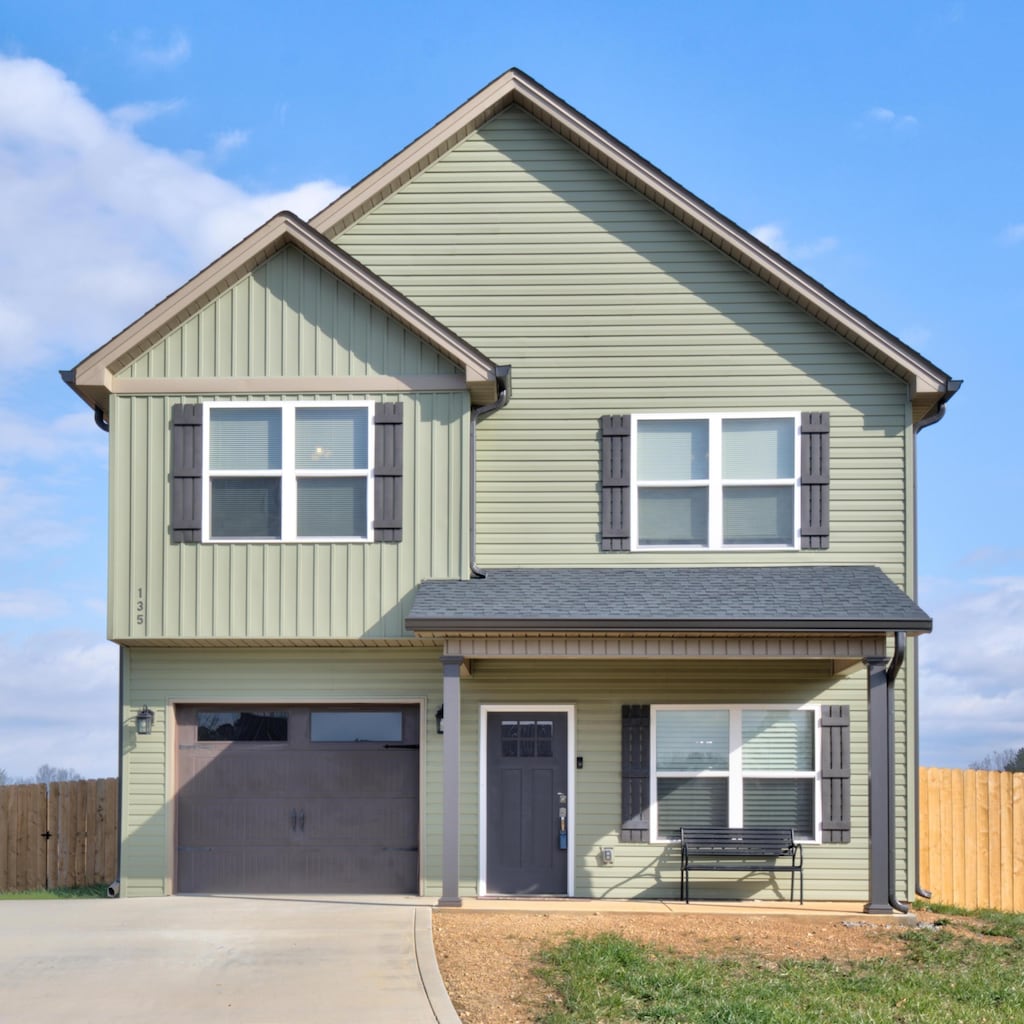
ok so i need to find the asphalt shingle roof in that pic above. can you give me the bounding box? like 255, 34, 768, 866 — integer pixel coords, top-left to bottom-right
405, 566, 931, 634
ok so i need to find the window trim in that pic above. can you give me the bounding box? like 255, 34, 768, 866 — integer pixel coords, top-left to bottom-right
650, 703, 821, 844
201, 399, 375, 543
629, 411, 800, 551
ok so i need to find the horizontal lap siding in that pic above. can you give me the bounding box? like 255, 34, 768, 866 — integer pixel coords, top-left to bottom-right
122, 647, 445, 896
338, 107, 909, 585
459, 659, 869, 902
109, 391, 467, 640
121, 245, 462, 379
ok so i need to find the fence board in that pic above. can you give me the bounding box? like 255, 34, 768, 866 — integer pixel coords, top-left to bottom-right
920, 767, 1024, 912
1, 779, 117, 892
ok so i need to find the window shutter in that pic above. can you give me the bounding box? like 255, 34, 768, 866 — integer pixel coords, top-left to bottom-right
801, 412, 829, 550
601, 415, 630, 551
820, 704, 851, 843
373, 402, 403, 542
621, 704, 650, 842
170, 403, 203, 543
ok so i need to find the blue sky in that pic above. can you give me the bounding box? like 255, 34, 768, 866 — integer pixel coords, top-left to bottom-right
0, 1, 1021, 778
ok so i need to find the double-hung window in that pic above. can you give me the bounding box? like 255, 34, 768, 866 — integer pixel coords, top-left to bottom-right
652, 705, 819, 842
203, 401, 373, 542
632, 413, 798, 549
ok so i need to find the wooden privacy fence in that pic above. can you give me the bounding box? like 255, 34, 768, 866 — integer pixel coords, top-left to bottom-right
0, 779, 118, 892
919, 767, 1024, 913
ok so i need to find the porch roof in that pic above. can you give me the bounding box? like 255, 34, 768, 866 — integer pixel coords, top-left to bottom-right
405, 565, 931, 635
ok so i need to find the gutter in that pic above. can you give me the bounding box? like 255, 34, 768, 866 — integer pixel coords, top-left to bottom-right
915, 379, 962, 433
886, 631, 910, 913
469, 366, 511, 579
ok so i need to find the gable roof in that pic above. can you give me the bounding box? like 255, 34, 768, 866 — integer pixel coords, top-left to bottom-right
311, 68, 958, 425
406, 566, 932, 635
63, 212, 500, 412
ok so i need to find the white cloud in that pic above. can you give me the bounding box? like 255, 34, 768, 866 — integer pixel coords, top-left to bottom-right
0, 56, 344, 371
752, 222, 838, 262
919, 576, 1024, 767
129, 30, 192, 69
999, 223, 1024, 245
864, 107, 918, 129
109, 98, 185, 129
0, 630, 118, 780
213, 129, 249, 159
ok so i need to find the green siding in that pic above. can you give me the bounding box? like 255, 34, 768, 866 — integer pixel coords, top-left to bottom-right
121, 647, 445, 897
124, 649, 884, 903
337, 106, 910, 583
108, 390, 468, 640
119, 245, 462, 380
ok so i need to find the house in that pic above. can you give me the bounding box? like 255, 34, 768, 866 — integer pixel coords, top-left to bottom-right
63, 69, 958, 910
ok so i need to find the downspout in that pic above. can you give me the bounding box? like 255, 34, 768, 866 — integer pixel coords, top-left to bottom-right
886, 630, 909, 913
909, 378, 960, 900
93, 406, 110, 433
469, 366, 511, 579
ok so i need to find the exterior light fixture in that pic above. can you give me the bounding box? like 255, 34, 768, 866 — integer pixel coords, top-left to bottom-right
435, 705, 444, 735
136, 705, 155, 736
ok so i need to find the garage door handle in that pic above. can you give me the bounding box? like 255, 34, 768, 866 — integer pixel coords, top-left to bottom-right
290, 809, 297, 831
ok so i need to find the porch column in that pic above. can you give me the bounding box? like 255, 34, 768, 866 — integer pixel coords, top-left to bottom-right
865, 655, 892, 914
439, 654, 464, 907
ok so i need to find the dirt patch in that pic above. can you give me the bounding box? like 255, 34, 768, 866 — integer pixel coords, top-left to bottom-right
432, 908, 946, 1024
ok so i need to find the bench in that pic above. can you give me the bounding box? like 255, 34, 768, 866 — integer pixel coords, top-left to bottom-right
680, 826, 803, 904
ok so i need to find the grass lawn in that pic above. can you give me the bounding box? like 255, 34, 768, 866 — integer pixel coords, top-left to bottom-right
535, 905, 1024, 1024
0, 884, 107, 900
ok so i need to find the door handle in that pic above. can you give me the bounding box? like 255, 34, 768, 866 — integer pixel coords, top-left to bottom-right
299, 810, 305, 832
290, 809, 297, 831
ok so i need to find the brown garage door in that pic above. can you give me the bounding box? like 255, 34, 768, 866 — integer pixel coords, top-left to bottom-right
175, 705, 419, 894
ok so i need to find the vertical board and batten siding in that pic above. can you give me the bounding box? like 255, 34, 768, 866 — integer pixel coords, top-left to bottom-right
335, 106, 910, 585
120, 647, 445, 896
458, 659, 871, 902
110, 243, 469, 642
121, 245, 463, 380
110, 391, 466, 640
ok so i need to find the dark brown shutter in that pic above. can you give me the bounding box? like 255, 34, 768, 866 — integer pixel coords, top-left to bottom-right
801, 412, 830, 550
170, 403, 203, 543
820, 704, 851, 843
621, 704, 650, 842
373, 402, 403, 542
601, 415, 630, 551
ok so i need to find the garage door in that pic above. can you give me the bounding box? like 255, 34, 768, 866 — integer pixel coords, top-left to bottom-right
175, 705, 419, 894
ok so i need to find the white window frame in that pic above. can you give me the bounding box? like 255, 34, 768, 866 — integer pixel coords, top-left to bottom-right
202, 400, 374, 543
630, 411, 800, 551
650, 703, 821, 844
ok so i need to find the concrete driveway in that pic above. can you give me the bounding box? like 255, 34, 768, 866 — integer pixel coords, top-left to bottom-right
0, 894, 459, 1024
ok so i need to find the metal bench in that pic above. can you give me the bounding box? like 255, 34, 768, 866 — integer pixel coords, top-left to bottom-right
680, 826, 804, 904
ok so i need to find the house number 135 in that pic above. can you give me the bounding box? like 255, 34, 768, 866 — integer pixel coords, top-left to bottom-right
136, 588, 145, 626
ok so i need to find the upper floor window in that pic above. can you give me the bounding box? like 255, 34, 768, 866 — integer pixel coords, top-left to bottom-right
203, 401, 373, 542
631, 413, 798, 550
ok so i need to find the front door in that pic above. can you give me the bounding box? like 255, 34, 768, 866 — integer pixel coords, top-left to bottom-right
485, 711, 569, 895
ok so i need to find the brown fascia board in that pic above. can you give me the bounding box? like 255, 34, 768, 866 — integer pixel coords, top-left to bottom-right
65, 213, 498, 412
310, 68, 955, 414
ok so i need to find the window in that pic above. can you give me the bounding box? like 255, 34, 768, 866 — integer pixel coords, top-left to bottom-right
651, 705, 818, 841
631, 413, 798, 549
310, 710, 403, 743
197, 710, 288, 742
203, 401, 373, 542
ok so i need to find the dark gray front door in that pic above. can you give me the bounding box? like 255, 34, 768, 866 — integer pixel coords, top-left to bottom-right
486, 711, 568, 895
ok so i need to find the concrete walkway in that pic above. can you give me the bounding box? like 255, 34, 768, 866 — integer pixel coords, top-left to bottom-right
0, 895, 459, 1024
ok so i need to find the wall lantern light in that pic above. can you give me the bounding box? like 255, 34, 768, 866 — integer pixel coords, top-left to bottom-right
136, 705, 155, 736
435, 705, 444, 735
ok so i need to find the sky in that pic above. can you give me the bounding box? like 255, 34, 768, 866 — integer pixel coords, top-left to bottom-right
0, 1, 1021, 779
